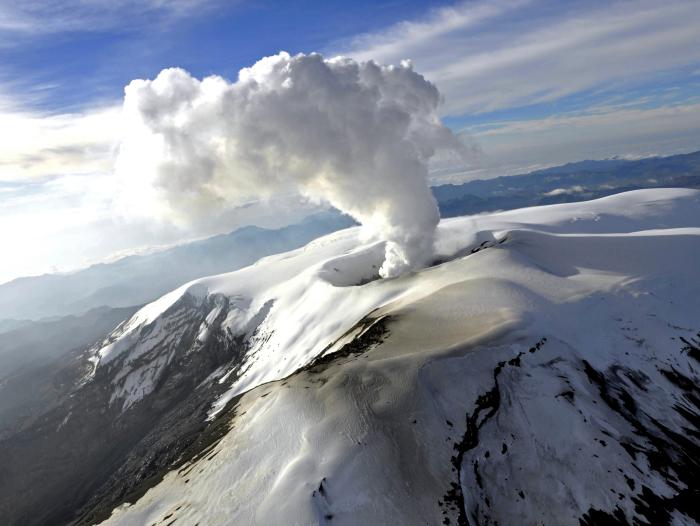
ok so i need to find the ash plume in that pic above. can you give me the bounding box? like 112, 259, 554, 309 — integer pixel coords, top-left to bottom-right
116, 52, 466, 277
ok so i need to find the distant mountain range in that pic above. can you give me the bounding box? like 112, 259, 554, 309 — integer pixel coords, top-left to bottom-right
1, 150, 698, 323
0, 212, 355, 322
434, 149, 700, 217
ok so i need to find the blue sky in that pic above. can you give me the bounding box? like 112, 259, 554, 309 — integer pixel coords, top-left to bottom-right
1, 0, 699, 283
2, 1, 432, 110
5, 1, 699, 127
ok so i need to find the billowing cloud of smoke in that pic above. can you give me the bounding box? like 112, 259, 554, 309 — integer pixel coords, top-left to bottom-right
116, 52, 466, 277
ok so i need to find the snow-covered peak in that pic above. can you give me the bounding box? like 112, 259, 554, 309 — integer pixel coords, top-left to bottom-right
80, 188, 700, 526
90, 188, 700, 414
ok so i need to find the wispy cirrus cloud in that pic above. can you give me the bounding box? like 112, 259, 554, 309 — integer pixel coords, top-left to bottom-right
0, 0, 221, 39
454, 100, 700, 180
473, 101, 700, 139
0, 103, 121, 182
336, 0, 700, 116
343, 0, 531, 68
335, 0, 700, 178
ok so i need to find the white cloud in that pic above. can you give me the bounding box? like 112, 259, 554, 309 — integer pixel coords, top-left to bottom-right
465, 102, 700, 178
0, 169, 321, 285
0, 84, 325, 284
544, 186, 584, 197
344, 0, 530, 67
116, 53, 468, 277
337, 0, 700, 116
0, 0, 221, 39
0, 104, 122, 181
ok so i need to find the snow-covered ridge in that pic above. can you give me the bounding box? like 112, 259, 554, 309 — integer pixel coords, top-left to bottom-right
95, 188, 700, 526
89, 188, 700, 413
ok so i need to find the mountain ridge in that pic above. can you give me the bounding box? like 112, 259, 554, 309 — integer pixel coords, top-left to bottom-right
1, 188, 698, 525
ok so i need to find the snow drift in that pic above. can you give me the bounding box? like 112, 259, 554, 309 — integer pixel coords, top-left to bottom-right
116, 52, 466, 277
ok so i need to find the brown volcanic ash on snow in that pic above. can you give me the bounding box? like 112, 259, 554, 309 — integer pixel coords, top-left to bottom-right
116, 52, 466, 277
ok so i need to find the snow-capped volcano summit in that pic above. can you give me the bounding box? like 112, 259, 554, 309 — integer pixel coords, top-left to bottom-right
2, 189, 699, 526
90, 188, 700, 415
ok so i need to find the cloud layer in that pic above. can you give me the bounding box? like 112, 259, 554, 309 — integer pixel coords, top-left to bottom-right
116, 52, 465, 277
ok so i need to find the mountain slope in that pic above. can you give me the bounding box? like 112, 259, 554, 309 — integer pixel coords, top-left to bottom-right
0, 212, 354, 322
98, 189, 700, 526
0, 306, 138, 437
1, 188, 698, 526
